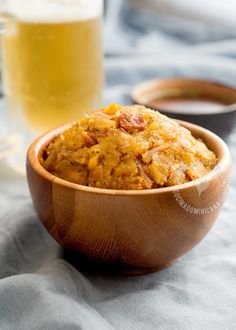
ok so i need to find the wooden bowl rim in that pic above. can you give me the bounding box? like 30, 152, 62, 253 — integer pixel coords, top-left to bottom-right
131, 78, 236, 115
27, 119, 231, 196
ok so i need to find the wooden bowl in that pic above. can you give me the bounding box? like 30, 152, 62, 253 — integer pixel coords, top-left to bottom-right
26, 121, 232, 275
132, 78, 236, 140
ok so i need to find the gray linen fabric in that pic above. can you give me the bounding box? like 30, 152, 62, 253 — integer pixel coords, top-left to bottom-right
1, 1, 236, 329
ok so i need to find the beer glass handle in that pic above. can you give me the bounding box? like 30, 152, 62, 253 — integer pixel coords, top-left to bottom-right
0, 10, 16, 98
0, 10, 17, 158
0, 11, 16, 35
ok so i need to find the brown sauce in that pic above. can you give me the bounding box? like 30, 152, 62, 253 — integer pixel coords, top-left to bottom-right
150, 97, 227, 115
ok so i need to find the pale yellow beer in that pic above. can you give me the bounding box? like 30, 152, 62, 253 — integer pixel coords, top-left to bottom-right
2, 6, 103, 131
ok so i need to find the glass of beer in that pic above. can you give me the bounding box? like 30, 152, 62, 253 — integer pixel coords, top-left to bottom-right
0, 0, 104, 173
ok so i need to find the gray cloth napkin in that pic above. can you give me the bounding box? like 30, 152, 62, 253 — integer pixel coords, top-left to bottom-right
1, 1, 236, 329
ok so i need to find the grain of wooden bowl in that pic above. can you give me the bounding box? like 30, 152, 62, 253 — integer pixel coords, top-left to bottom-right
27, 121, 232, 275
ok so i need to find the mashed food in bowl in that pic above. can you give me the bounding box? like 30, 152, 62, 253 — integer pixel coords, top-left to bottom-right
42, 104, 217, 190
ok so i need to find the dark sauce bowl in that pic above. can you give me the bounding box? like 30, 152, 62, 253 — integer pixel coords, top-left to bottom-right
132, 78, 236, 141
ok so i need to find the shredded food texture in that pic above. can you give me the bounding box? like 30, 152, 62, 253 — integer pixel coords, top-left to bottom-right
42, 104, 217, 190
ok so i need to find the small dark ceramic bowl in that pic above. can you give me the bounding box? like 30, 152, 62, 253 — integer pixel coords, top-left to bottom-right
132, 78, 236, 140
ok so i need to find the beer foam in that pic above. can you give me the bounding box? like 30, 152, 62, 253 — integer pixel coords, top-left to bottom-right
6, 0, 102, 22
